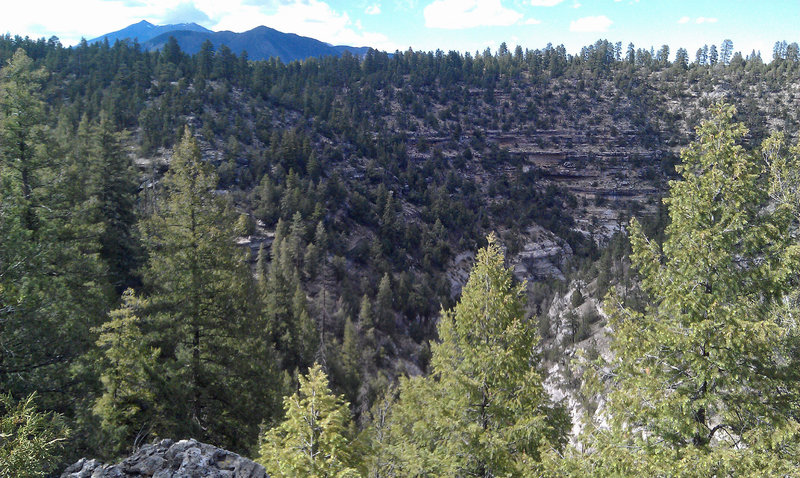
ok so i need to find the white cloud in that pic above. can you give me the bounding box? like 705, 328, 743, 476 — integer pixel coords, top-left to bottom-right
569, 15, 612, 32
678, 16, 690, 24
162, 1, 211, 24
695, 16, 718, 24
0, 0, 174, 45
524, 17, 542, 25
207, 0, 395, 49
530, 0, 564, 5
573, 2, 581, 8
424, 0, 523, 29
365, 3, 381, 15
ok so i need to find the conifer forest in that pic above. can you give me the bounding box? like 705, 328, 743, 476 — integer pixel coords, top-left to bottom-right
2, 33, 800, 477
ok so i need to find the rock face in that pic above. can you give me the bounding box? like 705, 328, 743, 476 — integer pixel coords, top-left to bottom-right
61, 439, 268, 478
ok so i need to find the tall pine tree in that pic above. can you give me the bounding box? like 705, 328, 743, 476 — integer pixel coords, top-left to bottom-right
0, 49, 108, 437
93, 289, 161, 457
259, 363, 360, 477
138, 128, 277, 453
383, 234, 569, 476
89, 112, 141, 292
557, 104, 800, 476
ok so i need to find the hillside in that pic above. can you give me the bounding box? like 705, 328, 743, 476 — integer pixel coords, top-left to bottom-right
2, 34, 800, 473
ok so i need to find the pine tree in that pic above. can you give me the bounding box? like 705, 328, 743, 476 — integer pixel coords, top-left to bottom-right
259, 363, 360, 477
0, 49, 109, 423
292, 283, 318, 368
93, 289, 160, 457
90, 112, 141, 292
139, 128, 276, 452
385, 234, 569, 476
362, 389, 395, 478
58, 110, 141, 293
314, 220, 328, 252
0, 49, 46, 231
375, 273, 394, 332
337, 317, 362, 406
263, 218, 316, 370
0, 393, 67, 478
559, 104, 800, 476
709, 44, 719, 65
358, 294, 375, 330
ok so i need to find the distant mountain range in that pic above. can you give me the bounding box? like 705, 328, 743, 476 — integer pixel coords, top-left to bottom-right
89, 20, 212, 45
88, 20, 372, 63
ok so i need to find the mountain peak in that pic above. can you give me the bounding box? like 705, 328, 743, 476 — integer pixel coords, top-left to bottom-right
88, 21, 373, 62
88, 20, 212, 45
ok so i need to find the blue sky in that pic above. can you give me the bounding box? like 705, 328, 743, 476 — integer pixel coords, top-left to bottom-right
2, 0, 797, 59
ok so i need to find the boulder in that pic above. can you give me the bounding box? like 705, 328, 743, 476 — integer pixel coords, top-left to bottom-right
61, 439, 267, 478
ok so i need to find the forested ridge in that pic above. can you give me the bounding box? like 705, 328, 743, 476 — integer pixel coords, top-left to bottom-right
1, 33, 800, 476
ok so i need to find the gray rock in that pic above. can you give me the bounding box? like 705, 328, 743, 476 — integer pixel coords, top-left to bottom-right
62, 439, 268, 478
62, 458, 103, 478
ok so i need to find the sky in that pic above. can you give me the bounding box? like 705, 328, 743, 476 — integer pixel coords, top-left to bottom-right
2, 0, 798, 60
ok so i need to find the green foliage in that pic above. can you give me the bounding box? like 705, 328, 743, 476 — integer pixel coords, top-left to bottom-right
56, 111, 141, 294
262, 218, 318, 370
0, 50, 109, 455
84, 112, 140, 292
358, 294, 375, 331
0, 393, 67, 478
5, 30, 800, 465
259, 363, 360, 477
336, 317, 362, 405
361, 389, 394, 478
570, 289, 583, 308
558, 104, 800, 475
382, 234, 569, 476
138, 128, 276, 453
375, 273, 394, 332
93, 289, 160, 457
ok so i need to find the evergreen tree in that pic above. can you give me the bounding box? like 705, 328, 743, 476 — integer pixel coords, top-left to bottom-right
358, 294, 375, 330
358, 294, 377, 360
93, 289, 161, 457
720, 39, 734, 65
0, 49, 46, 231
709, 44, 719, 65
375, 273, 394, 332
263, 219, 316, 370
0, 49, 109, 428
259, 363, 360, 477
362, 389, 395, 478
556, 104, 800, 476
60, 110, 141, 293
292, 283, 318, 368
139, 128, 276, 452
674, 47, 689, 70
337, 317, 362, 405
90, 112, 141, 292
0, 393, 67, 478
384, 235, 569, 476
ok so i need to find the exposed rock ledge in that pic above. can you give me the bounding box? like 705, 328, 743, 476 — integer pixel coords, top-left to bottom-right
61, 438, 267, 478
